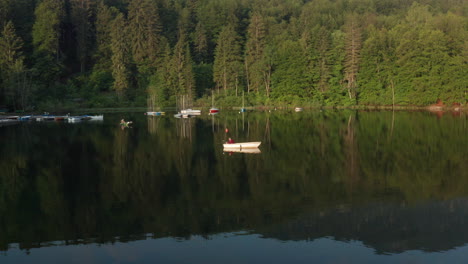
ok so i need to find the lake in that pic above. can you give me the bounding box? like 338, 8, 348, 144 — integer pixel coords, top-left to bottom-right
0, 110, 467, 263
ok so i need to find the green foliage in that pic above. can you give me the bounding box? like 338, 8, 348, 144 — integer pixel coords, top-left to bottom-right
213, 24, 243, 95
0, 0, 466, 109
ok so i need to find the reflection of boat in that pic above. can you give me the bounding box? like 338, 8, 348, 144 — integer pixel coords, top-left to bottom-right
240, 91, 246, 112
295, 107, 303, 112
223, 141, 261, 149
68, 116, 82, 122
89, 115, 104, 120
174, 113, 194, 118
223, 148, 261, 154
54, 116, 67, 121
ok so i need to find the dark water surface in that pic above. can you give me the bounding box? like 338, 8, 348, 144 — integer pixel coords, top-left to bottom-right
0, 110, 467, 263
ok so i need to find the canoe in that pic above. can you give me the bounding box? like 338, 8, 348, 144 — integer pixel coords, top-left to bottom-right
223, 141, 261, 149
209, 108, 219, 114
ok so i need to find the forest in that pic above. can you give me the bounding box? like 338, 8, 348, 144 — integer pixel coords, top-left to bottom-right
0, 0, 466, 111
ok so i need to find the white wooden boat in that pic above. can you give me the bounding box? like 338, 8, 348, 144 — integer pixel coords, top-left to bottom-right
181, 109, 201, 115
223, 141, 261, 149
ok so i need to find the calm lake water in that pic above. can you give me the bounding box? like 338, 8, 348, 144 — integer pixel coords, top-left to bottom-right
0, 110, 467, 263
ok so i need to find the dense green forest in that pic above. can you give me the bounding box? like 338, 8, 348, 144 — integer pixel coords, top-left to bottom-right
0, 0, 466, 111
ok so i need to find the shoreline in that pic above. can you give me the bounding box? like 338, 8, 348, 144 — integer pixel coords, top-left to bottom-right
1, 105, 466, 115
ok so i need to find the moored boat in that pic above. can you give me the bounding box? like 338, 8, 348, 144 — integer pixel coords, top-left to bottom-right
180, 109, 201, 115
223, 141, 261, 149
209, 108, 219, 114
146, 112, 165, 116
295, 107, 303, 112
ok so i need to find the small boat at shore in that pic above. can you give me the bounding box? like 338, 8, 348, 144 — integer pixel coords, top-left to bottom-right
223, 141, 261, 149
295, 107, 303, 112
146, 112, 165, 116
181, 109, 201, 115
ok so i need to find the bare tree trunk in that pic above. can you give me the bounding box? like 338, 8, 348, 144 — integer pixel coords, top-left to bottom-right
245, 60, 250, 93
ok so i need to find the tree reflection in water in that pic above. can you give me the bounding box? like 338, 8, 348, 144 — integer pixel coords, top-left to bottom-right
0, 110, 466, 254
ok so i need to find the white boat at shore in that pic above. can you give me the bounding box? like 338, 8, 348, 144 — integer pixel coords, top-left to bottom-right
146, 112, 165, 116
181, 109, 201, 115
223, 141, 261, 149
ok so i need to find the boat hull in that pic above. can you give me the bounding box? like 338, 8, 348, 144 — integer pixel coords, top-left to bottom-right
223, 141, 261, 149
223, 148, 261, 154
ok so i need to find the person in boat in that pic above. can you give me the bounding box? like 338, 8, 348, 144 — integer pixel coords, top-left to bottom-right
227, 137, 235, 144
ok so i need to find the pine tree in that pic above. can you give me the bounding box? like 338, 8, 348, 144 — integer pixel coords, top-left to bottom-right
213, 24, 242, 95
193, 22, 208, 63
128, 0, 161, 71
32, 0, 64, 60
95, 1, 118, 71
358, 26, 397, 105
171, 31, 194, 99
245, 12, 266, 94
70, 0, 93, 73
110, 13, 130, 99
0, 0, 10, 27
0, 21, 29, 110
343, 13, 362, 101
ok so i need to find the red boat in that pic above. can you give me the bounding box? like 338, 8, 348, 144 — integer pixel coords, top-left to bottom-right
209, 108, 219, 114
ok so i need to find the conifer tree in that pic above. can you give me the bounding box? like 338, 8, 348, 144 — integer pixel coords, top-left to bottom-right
245, 12, 266, 94
171, 31, 194, 99
70, 0, 93, 73
0, 21, 29, 109
193, 22, 208, 63
343, 13, 362, 101
32, 0, 64, 60
95, 1, 118, 71
110, 13, 130, 99
128, 0, 161, 71
213, 24, 242, 95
